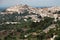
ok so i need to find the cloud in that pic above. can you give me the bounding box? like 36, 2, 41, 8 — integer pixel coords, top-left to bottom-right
0, 0, 3, 4
0, 0, 60, 8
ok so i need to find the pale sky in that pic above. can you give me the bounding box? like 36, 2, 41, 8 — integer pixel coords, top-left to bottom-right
0, 0, 60, 8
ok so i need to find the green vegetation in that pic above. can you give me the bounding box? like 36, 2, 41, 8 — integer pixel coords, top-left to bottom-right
0, 15, 54, 40
0, 11, 60, 40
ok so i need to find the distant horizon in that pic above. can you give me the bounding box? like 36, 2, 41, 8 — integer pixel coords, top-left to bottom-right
0, 0, 60, 8
0, 4, 59, 9
0, 4, 51, 9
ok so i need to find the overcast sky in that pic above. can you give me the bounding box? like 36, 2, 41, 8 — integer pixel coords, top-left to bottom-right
0, 0, 60, 8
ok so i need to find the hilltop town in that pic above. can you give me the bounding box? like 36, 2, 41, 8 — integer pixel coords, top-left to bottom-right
0, 4, 60, 40
1, 4, 60, 22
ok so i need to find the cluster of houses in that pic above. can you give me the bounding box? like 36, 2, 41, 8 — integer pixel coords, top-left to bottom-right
0, 5, 60, 22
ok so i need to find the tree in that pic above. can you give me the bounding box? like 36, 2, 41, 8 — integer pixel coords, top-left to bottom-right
54, 36, 60, 40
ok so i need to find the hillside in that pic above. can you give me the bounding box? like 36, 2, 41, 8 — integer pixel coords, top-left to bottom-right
0, 5, 60, 40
